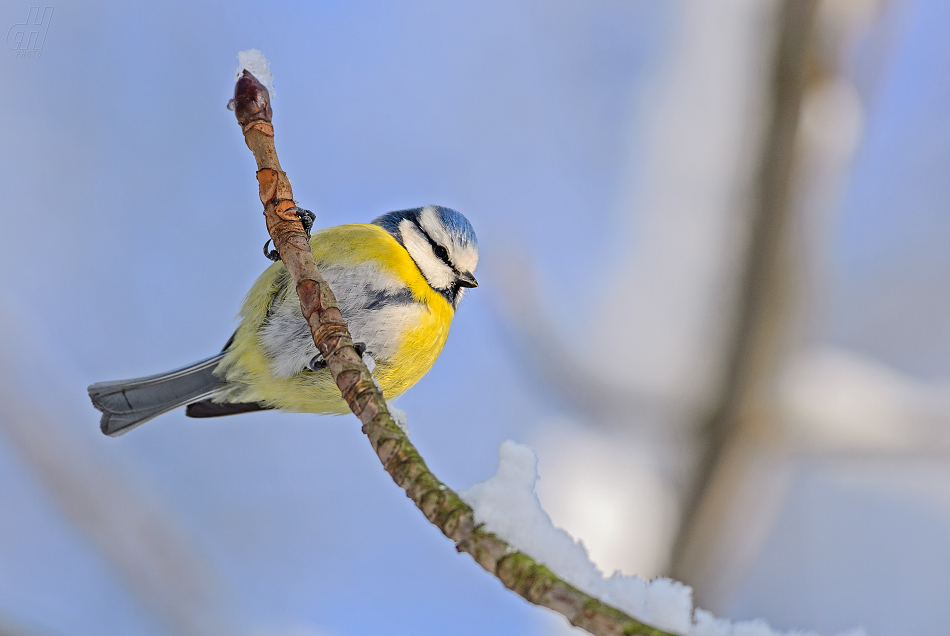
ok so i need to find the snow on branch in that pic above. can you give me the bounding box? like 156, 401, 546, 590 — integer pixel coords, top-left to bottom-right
462, 441, 866, 636
235, 49, 275, 99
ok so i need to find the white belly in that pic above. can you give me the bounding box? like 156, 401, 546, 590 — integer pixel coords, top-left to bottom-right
258, 262, 426, 379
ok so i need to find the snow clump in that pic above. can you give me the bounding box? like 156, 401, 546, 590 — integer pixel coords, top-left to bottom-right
235, 49, 275, 98
460, 440, 866, 636
361, 352, 409, 435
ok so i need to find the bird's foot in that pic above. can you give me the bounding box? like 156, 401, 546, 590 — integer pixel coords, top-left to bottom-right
307, 342, 366, 371
307, 353, 326, 371
262, 206, 317, 262
294, 207, 316, 238
263, 239, 280, 262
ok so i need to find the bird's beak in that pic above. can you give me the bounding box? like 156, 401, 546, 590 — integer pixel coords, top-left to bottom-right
457, 272, 478, 288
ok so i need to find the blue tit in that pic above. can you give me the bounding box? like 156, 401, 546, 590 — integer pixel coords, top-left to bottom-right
89, 205, 479, 437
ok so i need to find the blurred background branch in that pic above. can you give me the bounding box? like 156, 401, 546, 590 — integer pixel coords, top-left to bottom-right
670, 0, 819, 581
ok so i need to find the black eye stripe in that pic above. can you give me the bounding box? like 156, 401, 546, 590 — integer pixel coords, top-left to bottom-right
413, 219, 456, 270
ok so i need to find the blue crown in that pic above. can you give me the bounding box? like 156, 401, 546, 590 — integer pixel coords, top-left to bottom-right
373, 206, 478, 248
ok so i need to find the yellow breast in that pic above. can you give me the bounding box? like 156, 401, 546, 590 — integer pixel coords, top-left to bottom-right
217, 223, 455, 414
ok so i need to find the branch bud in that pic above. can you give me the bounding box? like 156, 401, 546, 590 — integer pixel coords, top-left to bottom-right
228, 69, 273, 126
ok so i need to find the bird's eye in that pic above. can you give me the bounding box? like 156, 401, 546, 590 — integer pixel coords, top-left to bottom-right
434, 244, 450, 263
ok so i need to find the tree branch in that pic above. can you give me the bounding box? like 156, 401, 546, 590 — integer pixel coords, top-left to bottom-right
230, 69, 677, 636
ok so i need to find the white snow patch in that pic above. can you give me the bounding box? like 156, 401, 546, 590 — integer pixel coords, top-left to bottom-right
387, 400, 409, 436
235, 49, 275, 99
362, 352, 384, 394
460, 441, 865, 636
361, 352, 409, 435
361, 352, 377, 373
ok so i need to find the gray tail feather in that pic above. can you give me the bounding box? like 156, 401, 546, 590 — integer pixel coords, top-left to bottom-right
88, 353, 226, 437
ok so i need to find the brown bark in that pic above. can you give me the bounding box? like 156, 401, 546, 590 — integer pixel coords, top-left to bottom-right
230, 69, 678, 636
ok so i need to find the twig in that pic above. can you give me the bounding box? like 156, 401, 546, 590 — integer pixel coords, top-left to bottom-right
230, 69, 678, 636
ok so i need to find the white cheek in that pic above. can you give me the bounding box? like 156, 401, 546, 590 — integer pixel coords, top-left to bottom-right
400, 219, 455, 290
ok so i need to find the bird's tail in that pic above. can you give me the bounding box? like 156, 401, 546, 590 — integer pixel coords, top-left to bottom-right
88, 354, 226, 437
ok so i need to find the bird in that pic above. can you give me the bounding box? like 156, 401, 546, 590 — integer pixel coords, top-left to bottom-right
89, 205, 479, 437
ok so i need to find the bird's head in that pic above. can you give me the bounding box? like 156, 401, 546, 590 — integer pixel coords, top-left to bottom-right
373, 205, 479, 307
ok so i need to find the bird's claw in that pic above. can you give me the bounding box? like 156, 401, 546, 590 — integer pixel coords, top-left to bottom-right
263, 238, 280, 262
263, 206, 317, 262
307, 342, 366, 371
308, 353, 326, 371
294, 207, 316, 238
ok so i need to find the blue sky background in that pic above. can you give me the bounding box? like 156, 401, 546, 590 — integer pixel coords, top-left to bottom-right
830, 0, 950, 377
3, 0, 950, 635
